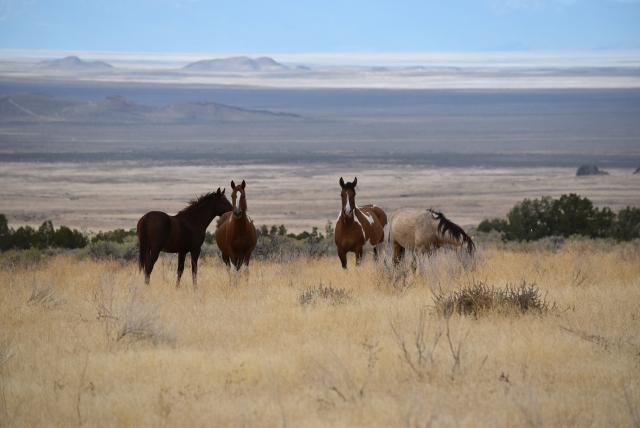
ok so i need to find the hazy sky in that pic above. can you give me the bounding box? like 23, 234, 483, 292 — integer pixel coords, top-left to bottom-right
0, 0, 639, 53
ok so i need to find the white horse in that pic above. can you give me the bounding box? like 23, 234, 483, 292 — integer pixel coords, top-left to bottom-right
389, 208, 475, 265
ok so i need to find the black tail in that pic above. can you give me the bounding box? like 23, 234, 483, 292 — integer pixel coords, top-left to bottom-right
427, 209, 475, 255
137, 217, 148, 271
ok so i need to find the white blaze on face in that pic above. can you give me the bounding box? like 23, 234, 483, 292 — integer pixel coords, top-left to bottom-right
344, 195, 351, 215
235, 193, 241, 212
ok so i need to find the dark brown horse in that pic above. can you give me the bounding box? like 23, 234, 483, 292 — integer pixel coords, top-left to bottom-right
334, 177, 388, 269
137, 187, 232, 287
215, 180, 257, 271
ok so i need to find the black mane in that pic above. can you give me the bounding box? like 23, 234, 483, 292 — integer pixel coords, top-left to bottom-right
178, 192, 218, 216
427, 208, 475, 254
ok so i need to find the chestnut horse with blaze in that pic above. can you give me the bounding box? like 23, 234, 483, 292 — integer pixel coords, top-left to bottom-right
136, 187, 232, 287
334, 177, 388, 268
215, 180, 257, 270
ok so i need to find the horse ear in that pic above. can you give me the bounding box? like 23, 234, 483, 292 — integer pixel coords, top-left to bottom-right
221, 188, 225, 195
231, 180, 235, 189
339, 177, 345, 188
216, 187, 221, 195
241, 180, 246, 189
353, 177, 357, 187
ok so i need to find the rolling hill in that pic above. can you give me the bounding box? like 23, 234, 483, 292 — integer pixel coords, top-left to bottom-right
183, 56, 287, 72
0, 92, 301, 124
35, 56, 114, 71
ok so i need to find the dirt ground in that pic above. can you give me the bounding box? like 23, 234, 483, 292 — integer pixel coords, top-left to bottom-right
1, 162, 639, 231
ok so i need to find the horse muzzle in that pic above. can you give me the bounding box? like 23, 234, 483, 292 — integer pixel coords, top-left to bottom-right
233, 209, 243, 218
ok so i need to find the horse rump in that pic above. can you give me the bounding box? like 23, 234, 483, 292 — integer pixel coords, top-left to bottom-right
136, 215, 149, 271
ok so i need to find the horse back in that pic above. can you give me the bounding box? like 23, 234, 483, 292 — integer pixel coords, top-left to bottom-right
137, 211, 172, 247
360, 204, 387, 226
389, 209, 424, 250
358, 206, 386, 245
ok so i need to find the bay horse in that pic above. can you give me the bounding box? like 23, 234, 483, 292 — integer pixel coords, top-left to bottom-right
136, 187, 232, 287
215, 180, 257, 271
334, 177, 388, 269
389, 208, 475, 265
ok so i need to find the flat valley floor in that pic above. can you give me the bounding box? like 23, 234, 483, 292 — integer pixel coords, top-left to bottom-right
0, 161, 638, 231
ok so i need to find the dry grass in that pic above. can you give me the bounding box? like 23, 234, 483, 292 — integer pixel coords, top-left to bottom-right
0, 241, 639, 427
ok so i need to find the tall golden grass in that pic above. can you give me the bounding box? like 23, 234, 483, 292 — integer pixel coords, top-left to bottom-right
1, 241, 639, 427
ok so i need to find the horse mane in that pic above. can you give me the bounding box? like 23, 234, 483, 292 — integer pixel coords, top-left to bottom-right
177, 192, 217, 216
427, 209, 475, 254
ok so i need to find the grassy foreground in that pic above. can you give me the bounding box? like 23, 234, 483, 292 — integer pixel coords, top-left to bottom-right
1, 242, 639, 427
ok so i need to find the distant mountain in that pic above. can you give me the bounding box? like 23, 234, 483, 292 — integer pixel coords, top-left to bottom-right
183, 56, 287, 72
0, 93, 301, 124
0, 93, 76, 122
36, 56, 113, 71
59, 95, 154, 123
153, 101, 300, 123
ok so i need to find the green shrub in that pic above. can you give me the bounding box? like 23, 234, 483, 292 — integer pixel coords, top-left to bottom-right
92, 228, 136, 244
83, 240, 137, 261
477, 218, 508, 233
53, 226, 87, 249
0, 216, 88, 250
478, 194, 638, 242
611, 207, 640, 241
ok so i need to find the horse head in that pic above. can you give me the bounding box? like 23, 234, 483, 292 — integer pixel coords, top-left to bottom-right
213, 187, 232, 216
339, 176, 358, 217
230, 180, 247, 219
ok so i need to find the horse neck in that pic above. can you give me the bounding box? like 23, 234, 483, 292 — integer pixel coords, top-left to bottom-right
230, 212, 250, 229
339, 210, 356, 225
180, 204, 220, 232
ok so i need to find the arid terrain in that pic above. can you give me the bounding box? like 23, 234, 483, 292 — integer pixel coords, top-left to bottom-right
1, 57, 640, 428
1, 242, 639, 427
1, 162, 639, 231
1, 82, 639, 232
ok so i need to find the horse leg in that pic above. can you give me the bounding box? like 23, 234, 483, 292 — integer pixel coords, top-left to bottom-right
176, 252, 186, 288
355, 247, 364, 266
373, 246, 378, 261
392, 241, 404, 265
221, 253, 230, 266
144, 247, 161, 285
191, 248, 200, 289
338, 250, 348, 269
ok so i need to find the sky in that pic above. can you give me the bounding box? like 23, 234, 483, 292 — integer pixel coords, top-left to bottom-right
0, 0, 639, 54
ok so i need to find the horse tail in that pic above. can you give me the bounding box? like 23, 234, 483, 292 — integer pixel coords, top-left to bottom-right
464, 234, 476, 256
136, 216, 148, 271
427, 208, 475, 256
384, 222, 390, 244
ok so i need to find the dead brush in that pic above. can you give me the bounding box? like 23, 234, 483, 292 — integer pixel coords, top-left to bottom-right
434, 280, 555, 317
116, 293, 175, 346
92, 279, 175, 346
314, 339, 380, 410
0, 335, 14, 420
27, 283, 61, 308
299, 283, 351, 306
375, 259, 417, 292
390, 308, 442, 382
